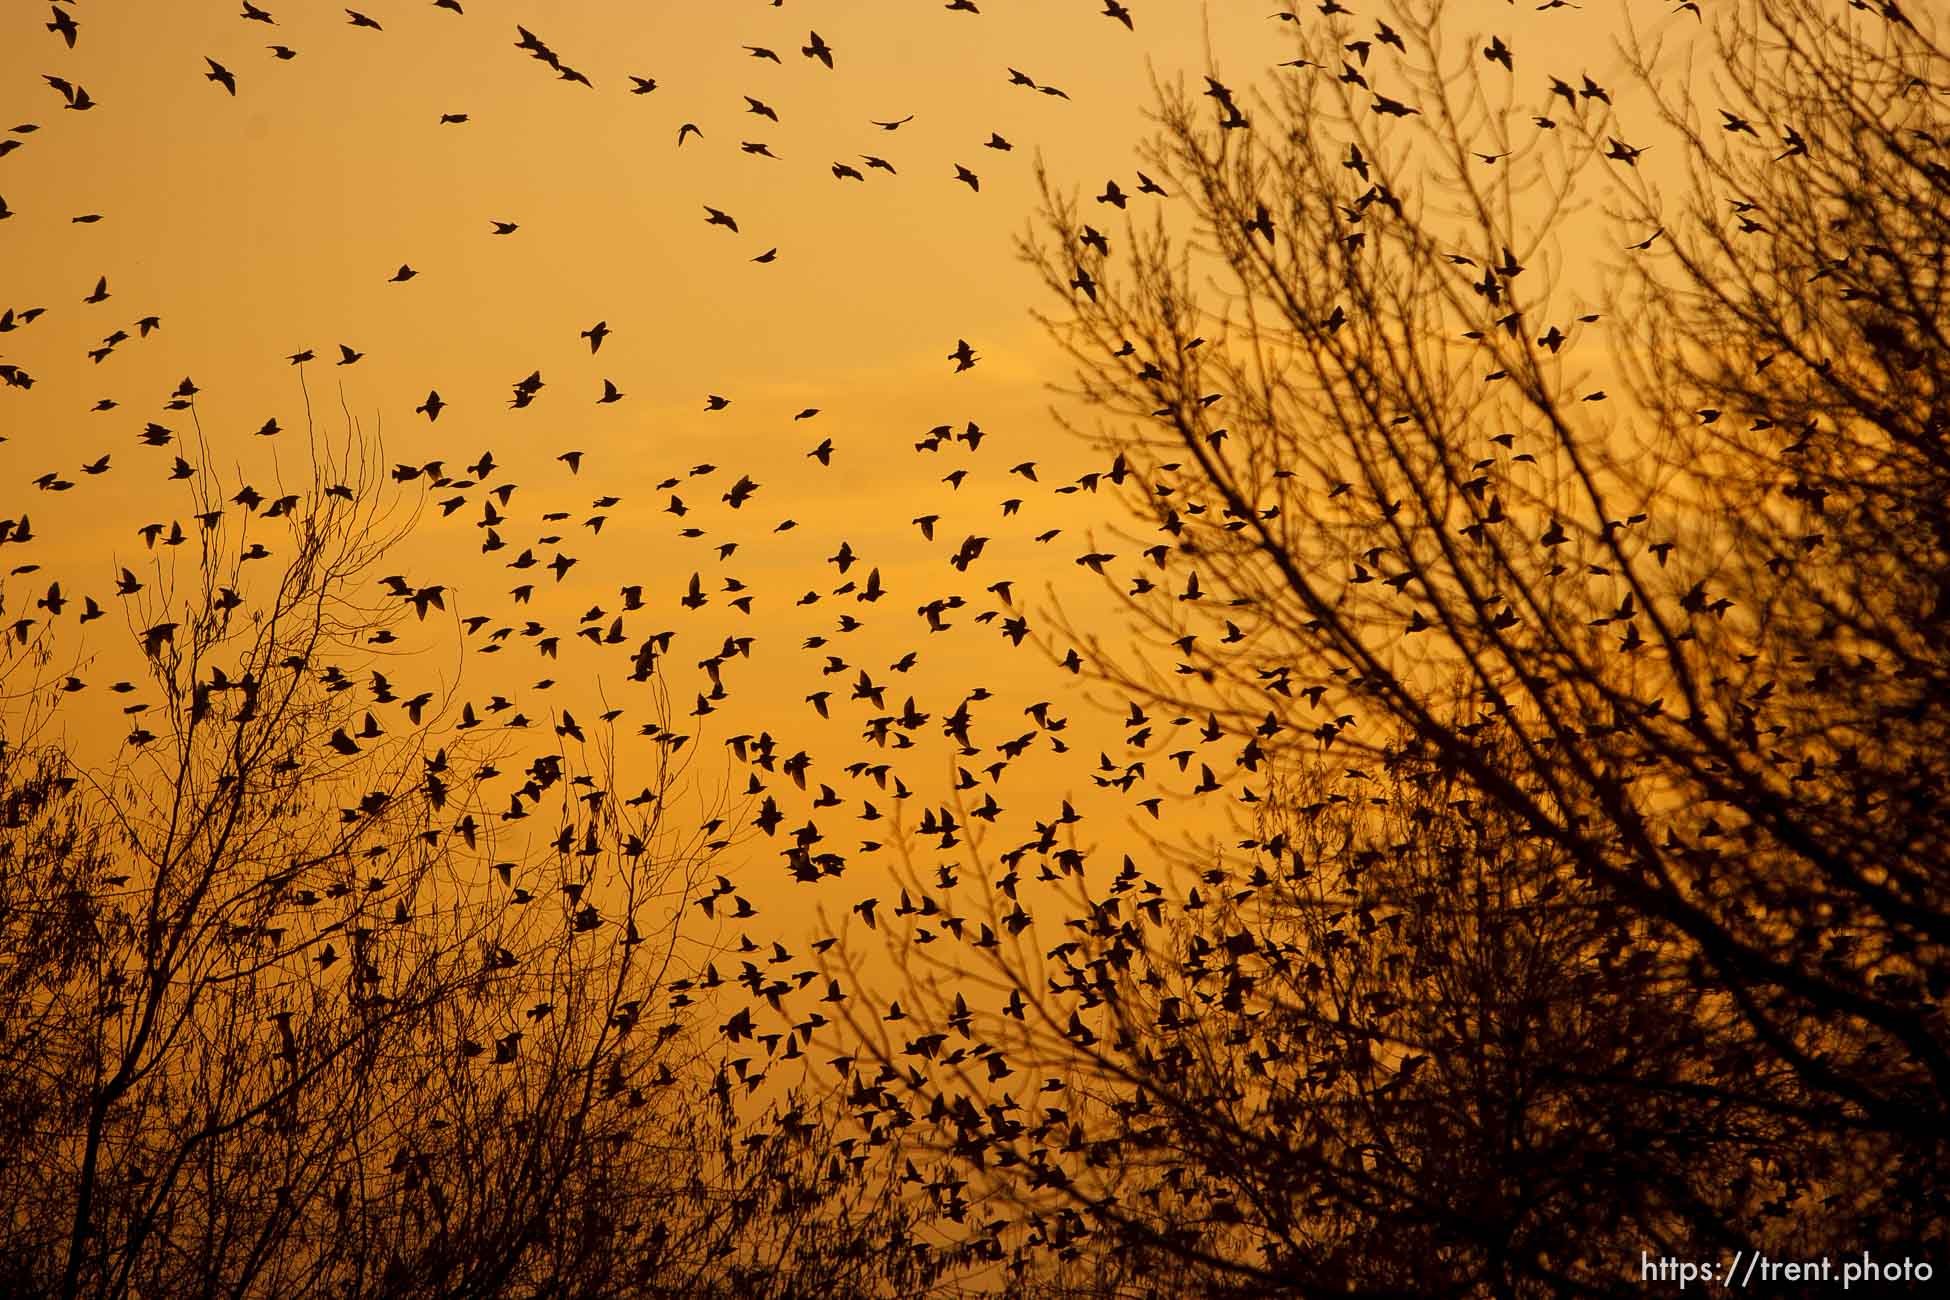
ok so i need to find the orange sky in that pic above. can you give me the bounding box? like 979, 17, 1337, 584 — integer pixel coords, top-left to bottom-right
2, 0, 1684, 1041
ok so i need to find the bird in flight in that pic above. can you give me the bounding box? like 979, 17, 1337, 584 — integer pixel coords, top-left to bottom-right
48, 5, 79, 47
204, 58, 238, 95
44, 76, 96, 111
949, 339, 978, 372
871, 115, 914, 130
803, 31, 834, 69
1605, 136, 1646, 166
704, 206, 739, 232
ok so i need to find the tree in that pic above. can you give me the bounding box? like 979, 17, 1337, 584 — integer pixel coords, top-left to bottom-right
842, 1, 1948, 1293
0, 409, 929, 1299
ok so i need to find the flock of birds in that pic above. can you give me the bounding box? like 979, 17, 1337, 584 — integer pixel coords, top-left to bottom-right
2, 0, 1801, 1210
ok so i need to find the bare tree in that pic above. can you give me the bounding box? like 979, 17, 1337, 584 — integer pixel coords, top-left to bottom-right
0, 406, 930, 1299
839, 1, 1948, 1294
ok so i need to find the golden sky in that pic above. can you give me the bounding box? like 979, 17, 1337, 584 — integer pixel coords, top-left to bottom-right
1, 0, 1670, 1019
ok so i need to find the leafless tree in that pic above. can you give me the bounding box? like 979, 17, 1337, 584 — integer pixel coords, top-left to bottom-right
840, 1, 1948, 1294
0, 407, 931, 1299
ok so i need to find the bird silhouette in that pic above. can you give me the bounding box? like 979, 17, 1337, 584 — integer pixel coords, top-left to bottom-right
48, 5, 79, 47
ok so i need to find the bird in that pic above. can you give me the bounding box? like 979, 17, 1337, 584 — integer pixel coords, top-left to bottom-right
581, 320, 610, 353
490, 220, 518, 234
205, 58, 238, 95
704, 206, 739, 232
416, 390, 445, 421
629, 76, 657, 94
44, 75, 95, 110
1720, 109, 1758, 136
677, 122, 701, 146
871, 115, 914, 130
268, 45, 297, 60
336, 344, 363, 365
389, 264, 417, 282
954, 164, 980, 191
345, 9, 382, 30
48, 5, 79, 47
745, 96, 779, 123
803, 31, 834, 69
949, 339, 978, 372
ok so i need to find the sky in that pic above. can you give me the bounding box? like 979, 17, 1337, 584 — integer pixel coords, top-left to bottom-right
1, 0, 1675, 1041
